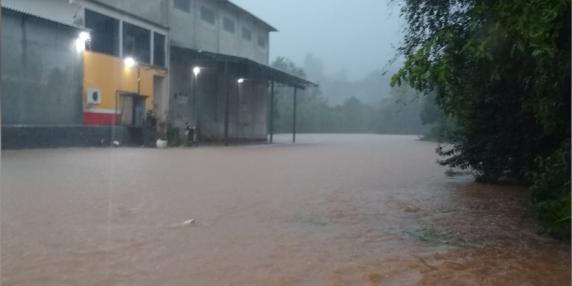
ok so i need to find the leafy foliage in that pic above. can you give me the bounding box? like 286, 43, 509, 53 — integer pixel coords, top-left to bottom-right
530, 139, 571, 239
393, 0, 570, 236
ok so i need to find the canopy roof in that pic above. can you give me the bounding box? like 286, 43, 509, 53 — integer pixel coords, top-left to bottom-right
177, 47, 317, 89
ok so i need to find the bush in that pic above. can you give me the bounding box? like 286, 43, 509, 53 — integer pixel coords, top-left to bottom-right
394, 0, 570, 239
530, 140, 571, 239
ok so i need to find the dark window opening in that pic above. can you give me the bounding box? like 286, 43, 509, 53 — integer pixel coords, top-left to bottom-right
123, 22, 151, 64
242, 27, 252, 41
258, 33, 267, 48
174, 0, 191, 13
200, 6, 215, 25
153, 32, 166, 67
85, 9, 119, 56
223, 17, 235, 34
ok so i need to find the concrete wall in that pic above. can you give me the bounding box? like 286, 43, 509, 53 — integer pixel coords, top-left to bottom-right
79, 1, 171, 125
1, 9, 83, 126
1, 125, 152, 149
169, 0, 271, 65
2, 0, 82, 27
236, 78, 268, 139
90, 0, 169, 28
169, 48, 268, 141
198, 71, 268, 141
169, 0, 196, 49
82, 51, 168, 125
169, 49, 194, 129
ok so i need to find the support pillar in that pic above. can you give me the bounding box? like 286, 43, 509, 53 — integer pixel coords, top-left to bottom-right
292, 87, 297, 143
269, 81, 275, 144
223, 60, 230, 145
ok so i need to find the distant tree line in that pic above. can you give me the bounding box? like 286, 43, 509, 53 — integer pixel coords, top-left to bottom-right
271, 57, 427, 135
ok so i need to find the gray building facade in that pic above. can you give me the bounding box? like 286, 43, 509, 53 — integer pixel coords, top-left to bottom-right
0, 8, 150, 149
1, 0, 313, 148
1, 9, 83, 126
169, 0, 283, 142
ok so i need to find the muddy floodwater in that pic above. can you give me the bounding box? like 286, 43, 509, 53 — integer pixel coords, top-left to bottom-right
1, 134, 570, 285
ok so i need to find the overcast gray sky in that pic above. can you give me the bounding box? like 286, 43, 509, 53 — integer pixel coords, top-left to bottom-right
231, 0, 404, 80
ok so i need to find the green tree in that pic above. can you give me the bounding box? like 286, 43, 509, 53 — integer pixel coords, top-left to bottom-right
393, 0, 570, 238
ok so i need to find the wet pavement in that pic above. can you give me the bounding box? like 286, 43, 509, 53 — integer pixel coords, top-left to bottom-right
1, 134, 570, 285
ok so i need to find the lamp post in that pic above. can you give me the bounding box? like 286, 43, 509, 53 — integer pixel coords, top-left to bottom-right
124, 57, 141, 95
237, 78, 246, 140
75, 31, 91, 53
192, 66, 201, 125
123, 57, 140, 127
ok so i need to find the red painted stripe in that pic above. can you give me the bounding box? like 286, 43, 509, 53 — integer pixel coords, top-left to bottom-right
83, 112, 119, 125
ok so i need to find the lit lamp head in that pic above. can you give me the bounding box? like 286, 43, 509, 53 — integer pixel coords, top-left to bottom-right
237, 78, 245, 84
192, 66, 202, 77
75, 31, 91, 52
124, 57, 137, 68
79, 31, 91, 42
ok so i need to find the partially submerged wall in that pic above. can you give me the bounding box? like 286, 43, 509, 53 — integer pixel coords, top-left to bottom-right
1, 126, 151, 149
1, 8, 83, 126
169, 48, 269, 142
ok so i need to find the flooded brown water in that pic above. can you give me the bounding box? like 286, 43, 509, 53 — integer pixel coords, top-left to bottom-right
1, 134, 569, 285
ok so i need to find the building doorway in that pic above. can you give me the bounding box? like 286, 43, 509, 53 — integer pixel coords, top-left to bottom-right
119, 93, 147, 127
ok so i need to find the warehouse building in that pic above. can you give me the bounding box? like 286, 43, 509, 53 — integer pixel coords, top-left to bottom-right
1, 0, 314, 148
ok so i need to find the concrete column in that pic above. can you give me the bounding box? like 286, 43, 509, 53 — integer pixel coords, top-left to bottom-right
223, 61, 230, 145
292, 87, 297, 143
269, 81, 275, 144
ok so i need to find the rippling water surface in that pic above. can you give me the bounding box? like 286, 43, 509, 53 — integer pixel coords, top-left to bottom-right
2, 134, 569, 285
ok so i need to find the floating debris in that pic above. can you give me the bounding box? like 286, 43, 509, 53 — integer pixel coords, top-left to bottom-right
182, 219, 196, 226
168, 218, 197, 228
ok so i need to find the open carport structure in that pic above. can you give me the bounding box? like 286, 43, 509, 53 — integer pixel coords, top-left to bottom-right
170, 47, 317, 145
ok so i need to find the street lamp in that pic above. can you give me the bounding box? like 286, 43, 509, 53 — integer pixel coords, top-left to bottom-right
192, 66, 201, 77
237, 78, 245, 84
75, 31, 91, 53
124, 57, 137, 68
192, 66, 202, 127
124, 56, 141, 95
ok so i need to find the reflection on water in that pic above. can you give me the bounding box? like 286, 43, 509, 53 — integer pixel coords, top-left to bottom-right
2, 135, 569, 285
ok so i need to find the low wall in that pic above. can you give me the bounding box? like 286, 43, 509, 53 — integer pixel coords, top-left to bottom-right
1, 126, 153, 149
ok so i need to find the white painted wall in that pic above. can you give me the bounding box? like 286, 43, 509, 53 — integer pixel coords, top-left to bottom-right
169, 0, 271, 64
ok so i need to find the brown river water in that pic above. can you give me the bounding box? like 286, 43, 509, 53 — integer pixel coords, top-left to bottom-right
1, 134, 569, 285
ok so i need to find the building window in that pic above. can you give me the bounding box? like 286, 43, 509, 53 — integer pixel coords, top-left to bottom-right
153, 32, 166, 67
85, 9, 120, 56
200, 6, 215, 25
258, 33, 267, 48
174, 0, 191, 13
123, 22, 151, 64
223, 17, 235, 34
242, 27, 252, 41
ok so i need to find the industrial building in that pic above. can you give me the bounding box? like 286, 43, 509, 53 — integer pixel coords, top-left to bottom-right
0, 0, 314, 148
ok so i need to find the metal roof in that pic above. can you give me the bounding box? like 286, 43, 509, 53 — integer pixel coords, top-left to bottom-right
221, 0, 278, 32
0, 5, 85, 30
175, 46, 316, 89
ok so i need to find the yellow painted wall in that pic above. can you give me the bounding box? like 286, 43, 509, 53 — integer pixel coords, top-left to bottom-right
83, 51, 167, 112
